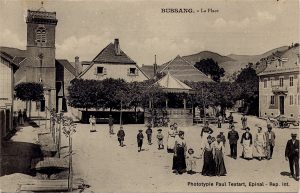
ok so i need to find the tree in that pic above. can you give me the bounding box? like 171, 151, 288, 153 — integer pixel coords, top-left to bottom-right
194, 58, 225, 82
235, 65, 259, 115
14, 82, 44, 117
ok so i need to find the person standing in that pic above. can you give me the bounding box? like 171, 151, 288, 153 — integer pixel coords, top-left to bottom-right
217, 132, 226, 147
228, 112, 234, 126
201, 122, 213, 149
217, 114, 223, 128
172, 131, 187, 175
18, 109, 24, 125
241, 127, 253, 160
228, 125, 239, 159
254, 127, 266, 161
186, 148, 197, 175
201, 135, 216, 176
265, 124, 276, 160
157, 129, 164, 149
89, 115, 96, 132
214, 136, 227, 176
167, 124, 176, 153
117, 126, 125, 147
241, 114, 247, 130
137, 129, 144, 152
108, 115, 114, 135
145, 125, 153, 145
285, 133, 299, 181
22, 109, 27, 123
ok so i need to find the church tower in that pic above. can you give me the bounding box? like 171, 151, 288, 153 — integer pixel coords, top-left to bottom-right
26, 3, 58, 109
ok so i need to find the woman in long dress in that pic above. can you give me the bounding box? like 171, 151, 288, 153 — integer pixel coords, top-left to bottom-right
200, 122, 213, 150
214, 136, 227, 176
167, 124, 176, 153
254, 127, 266, 160
172, 131, 187, 175
241, 127, 253, 160
201, 135, 216, 176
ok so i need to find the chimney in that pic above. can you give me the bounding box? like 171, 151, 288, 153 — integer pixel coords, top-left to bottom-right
114, 38, 121, 55
153, 55, 158, 78
75, 56, 82, 76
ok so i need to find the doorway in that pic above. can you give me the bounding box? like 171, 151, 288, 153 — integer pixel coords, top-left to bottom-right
279, 96, 284, 115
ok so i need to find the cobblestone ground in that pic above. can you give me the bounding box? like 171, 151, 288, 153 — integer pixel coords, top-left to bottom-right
69, 113, 299, 192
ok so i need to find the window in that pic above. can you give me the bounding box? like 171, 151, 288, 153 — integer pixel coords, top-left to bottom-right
35, 27, 47, 43
270, 95, 275, 105
95, 67, 107, 75
290, 76, 294, 87
279, 77, 284, 87
97, 67, 104, 74
290, 95, 294, 105
263, 79, 268, 88
270, 78, 275, 86
128, 67, 138, 76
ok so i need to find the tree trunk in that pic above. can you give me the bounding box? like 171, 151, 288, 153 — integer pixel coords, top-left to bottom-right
29, 100, 32, 118
135, 106, 137, 123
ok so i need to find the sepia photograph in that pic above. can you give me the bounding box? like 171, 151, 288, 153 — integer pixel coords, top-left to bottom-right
0, 0, 299, 192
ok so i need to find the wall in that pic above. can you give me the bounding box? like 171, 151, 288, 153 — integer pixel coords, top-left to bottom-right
259, 72, 299, 119
81, 63, 148, 82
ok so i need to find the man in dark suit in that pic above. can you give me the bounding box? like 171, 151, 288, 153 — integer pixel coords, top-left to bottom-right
228, 125, 239, 159
265, 124, 276, 160
285, 133, 299, 181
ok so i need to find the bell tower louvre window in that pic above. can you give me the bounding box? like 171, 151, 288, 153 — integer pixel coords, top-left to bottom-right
35, 26, 47, 44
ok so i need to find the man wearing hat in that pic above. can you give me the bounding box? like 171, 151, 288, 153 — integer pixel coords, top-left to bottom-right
265, 124, 276, 160
227, 125, 239, 159
285, 133, 299, 180
145, 125, 153, 145
157, 129, 164, 149
137, 129, 144, 152
108, 115, 114, 135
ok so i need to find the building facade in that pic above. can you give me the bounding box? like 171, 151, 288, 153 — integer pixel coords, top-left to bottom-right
78, 39, 149, 82
258, 46, 299, 119
0, 51, 18, 139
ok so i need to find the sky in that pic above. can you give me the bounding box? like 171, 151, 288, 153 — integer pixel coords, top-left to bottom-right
0, 0, 299, 66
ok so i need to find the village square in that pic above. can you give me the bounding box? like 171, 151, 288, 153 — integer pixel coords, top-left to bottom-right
0, 0, 299, 192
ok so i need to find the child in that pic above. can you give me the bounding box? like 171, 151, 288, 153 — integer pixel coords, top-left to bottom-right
137, 129, 144, 152
145, 125, 153, 145
157, 129, 164, 149
186, 148, 197, 174
117, 126, 125, 147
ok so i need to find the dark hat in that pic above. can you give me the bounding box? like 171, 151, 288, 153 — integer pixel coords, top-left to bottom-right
178, 130, 184, 135
157, 129, 162, 132
291, 133, 297, 137
138, 129, 143, 132
207, 135, 212, 139
267, 124, 272, 129
220, 131, 224, 134
245, 127, 250, 130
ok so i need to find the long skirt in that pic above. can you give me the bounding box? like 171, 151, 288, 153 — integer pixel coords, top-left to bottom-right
254, 142, 266, 157
167, 136, 175, 150
215, 150, 227, 176
202, 150, 216, 176
172, 146, 186, 173
242, 139, 253, 159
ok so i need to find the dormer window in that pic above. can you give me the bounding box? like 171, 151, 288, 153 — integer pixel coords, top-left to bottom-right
36, 26, 47, 43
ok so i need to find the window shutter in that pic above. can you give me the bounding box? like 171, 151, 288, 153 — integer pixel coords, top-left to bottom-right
127, 68, 130, 75
94, 67, 97, 75
103, 68, 107, 75
136, 68, 139, 75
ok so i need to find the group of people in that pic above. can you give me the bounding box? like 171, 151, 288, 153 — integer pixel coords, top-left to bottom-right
13, 109, 27, 126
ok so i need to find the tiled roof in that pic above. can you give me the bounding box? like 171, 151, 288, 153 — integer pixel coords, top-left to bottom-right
140, 65, 155, 78
0, 47, 27, 66
0, 51, 19, 71
159, 55, 213, 82
92, 43, 136, 64
56, 59, 77, 76
258, 47, 299, 76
